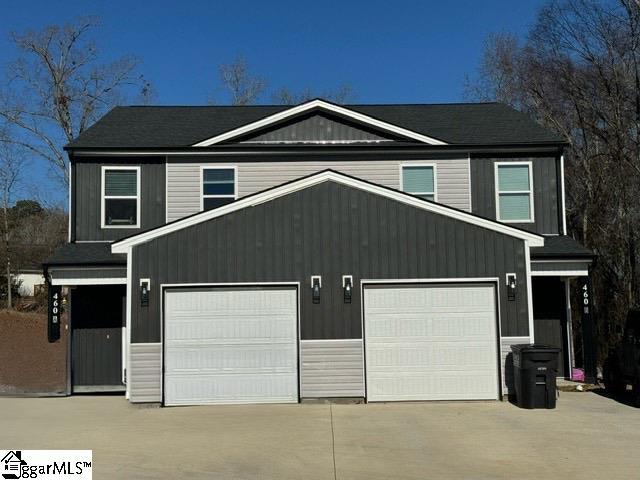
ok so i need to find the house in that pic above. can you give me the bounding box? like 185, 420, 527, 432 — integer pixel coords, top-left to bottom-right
43, 99, 594, 405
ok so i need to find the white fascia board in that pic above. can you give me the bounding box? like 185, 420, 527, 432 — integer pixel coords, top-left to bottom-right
192, 99, 448, 147
531, 270, 589, 277
112, 171, 544, 253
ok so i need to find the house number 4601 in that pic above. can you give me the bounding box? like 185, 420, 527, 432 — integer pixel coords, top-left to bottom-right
582, 283, 589, 314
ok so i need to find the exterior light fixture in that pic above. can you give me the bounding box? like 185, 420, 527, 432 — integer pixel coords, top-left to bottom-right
506, 273, 517, 301
342, 275, 353, 304
311, 276, 322, 304
140, 278, 151, 307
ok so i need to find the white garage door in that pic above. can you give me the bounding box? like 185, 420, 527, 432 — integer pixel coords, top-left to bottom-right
164, 287, 298, 406
364, 283, 499, 401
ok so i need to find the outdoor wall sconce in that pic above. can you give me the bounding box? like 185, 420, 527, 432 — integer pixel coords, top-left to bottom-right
506, 273, 517, 301
140, 278, 151, 307
311, 276, 322, 304
342, 275, 353, 304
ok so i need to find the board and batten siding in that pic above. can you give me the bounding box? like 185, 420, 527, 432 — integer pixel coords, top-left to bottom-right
129, 343, 162, 403
470, 155, 560, 235
300, 340, 365, 398
166, 157, 471, 222
72, 157, 166, 242
131, 181, 529, 343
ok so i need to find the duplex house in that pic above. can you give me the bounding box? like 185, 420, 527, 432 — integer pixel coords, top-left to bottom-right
44, 99, 594, 405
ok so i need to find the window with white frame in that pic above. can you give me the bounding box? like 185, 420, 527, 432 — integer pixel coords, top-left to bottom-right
402, 165, 436, 201
102, 167, 139, 227
496, 163, 534, 222
202, 167, 236, 211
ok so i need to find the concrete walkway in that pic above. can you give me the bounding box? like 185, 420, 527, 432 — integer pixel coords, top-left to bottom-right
0, 392, 638, 479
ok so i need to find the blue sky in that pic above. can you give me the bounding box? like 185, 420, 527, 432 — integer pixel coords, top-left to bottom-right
0, 0, 546, 203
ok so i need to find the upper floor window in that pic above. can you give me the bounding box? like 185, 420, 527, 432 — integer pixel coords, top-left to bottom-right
102, 166, 140, 228
202, 167, 236, 211
402, 165, 436, 201
495, 162, 534, 223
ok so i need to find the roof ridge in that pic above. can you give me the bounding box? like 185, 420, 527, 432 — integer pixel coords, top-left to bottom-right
117, 101, 503, 109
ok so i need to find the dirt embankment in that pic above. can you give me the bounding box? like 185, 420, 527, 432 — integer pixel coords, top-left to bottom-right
0, 309, 68, 395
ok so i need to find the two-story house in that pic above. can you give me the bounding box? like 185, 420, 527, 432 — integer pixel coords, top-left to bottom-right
44, 99, 594, 405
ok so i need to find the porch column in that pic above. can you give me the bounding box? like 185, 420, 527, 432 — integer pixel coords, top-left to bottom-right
581, 272, 597, 384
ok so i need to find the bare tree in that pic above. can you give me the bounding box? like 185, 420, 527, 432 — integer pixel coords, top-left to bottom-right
271, 84, 355, 105
0, 17, 153, 186
0, 139, 26, 309
218, 57, 266, 105
465, 0, 640, 359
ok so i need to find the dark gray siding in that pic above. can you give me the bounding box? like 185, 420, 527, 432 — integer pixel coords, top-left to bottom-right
72, 157, 165, 241
50, 266, 127, 280
531, 260, 590, 272
131, 181, 529, 342
237, 112, 399, 143
470, 155, 560, 234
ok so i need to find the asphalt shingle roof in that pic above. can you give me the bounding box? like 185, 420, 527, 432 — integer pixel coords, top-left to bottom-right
531, 236, 594, 259
44, 242, 126, 266
66, 102, 566, 149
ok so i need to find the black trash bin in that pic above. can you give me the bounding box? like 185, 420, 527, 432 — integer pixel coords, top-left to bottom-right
511, 344, 560, 409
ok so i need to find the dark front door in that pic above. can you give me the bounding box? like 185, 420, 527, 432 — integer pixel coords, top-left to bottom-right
71, 285, 125, 391
532, 277, 569, 377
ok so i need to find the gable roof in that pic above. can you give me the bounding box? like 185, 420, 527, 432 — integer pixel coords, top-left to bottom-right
66, 101, 566, 149
193, 99, 447, 146
112, 169, 544, 253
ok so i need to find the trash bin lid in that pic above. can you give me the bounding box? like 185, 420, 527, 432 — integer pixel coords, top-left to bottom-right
511, 343, 561, 353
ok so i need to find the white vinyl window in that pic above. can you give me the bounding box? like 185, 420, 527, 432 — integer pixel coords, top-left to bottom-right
401, 164, 437, 201
495, 162, 534, 223
101, 166, 140, 228
201, 167, 237, 211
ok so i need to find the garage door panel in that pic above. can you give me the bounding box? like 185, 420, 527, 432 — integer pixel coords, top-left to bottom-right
368, 372, 499, 401
364, 284, 499, 402
166, 373, 297, 406
164, 288, 298, 406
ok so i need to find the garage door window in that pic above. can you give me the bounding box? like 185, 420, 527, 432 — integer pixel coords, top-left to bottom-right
202, 167, 236, 211
496, 163, 534, 222
102, 167, 140, 228
402, 165, 436, 201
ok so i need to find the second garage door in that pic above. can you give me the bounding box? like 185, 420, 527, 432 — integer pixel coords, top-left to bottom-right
364, 283, 499, 402
164, 287, 298, 406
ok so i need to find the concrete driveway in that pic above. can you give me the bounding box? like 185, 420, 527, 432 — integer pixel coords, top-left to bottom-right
0, 392, 638, 479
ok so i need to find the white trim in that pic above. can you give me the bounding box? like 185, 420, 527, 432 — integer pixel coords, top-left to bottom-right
101, 166, 141, 229
199, 165, 238, 211
74, 240, 113, 243
192, 99, 448, 147
68, 162, 72, 242
466, 153, 472, 211
361, 277, 501, 284
560, 154, 567, 235
140, 277, 150, 288
531, 270, 589, 277
112, 171, 544, 253
342, 275, 353, 288
525, 241, 535, 342
494, 161, 535, 223
164, 158, 169, 224
400, 163, 437, 202
125, 250, 132, 399
532, 258, 592, 264
158, 281, 302, 406
505, 273, 517, 286
50, 277, 126, 286
500, 336, 531, 341
310, 275, 322, 288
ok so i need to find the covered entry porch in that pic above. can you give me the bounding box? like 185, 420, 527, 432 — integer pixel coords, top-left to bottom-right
44, 243, 127, 394
530, 236, 596, 382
